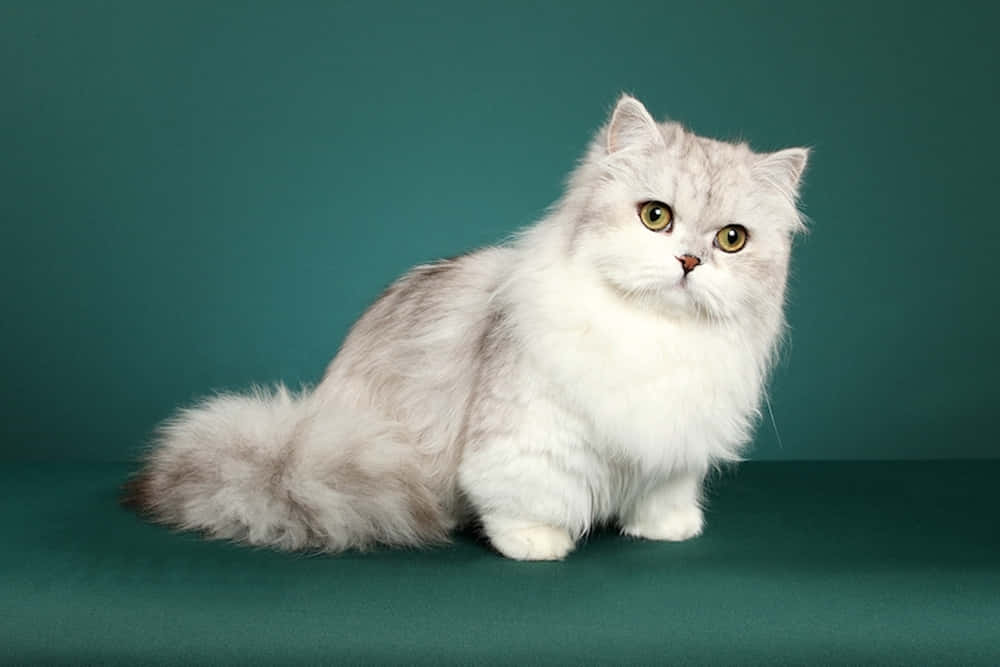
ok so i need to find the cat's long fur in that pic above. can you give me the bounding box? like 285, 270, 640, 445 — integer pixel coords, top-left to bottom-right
124, 96, 809, 560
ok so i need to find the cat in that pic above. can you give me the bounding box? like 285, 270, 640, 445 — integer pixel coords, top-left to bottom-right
122, 95, 809, 561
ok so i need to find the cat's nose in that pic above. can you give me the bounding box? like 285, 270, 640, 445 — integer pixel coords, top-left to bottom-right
676, 254, 701, 274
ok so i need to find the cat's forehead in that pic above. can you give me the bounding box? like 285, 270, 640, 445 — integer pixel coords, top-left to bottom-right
652, 124, 756, 223
659, 124, 753, 179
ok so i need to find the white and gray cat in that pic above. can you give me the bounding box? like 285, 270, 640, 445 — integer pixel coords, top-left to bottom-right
123, 95, 809, 560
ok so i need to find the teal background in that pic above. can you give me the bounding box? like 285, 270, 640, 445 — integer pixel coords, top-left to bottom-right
2, 1, 998, 462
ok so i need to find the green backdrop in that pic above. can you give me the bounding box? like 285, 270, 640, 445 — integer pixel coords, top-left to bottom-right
2, 1, 997, 461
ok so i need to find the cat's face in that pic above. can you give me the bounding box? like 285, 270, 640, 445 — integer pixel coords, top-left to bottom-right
568, 96, 808, 330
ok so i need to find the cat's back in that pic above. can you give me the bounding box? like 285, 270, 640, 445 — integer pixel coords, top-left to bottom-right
321, 245, 514, 431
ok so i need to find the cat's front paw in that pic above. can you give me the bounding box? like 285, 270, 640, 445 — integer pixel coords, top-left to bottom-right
622, 505, 704, 542
483, 516, 575, 561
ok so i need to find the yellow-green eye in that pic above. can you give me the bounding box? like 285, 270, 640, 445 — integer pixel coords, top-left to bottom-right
638, 201, 673, 232
715, 225, 748, 253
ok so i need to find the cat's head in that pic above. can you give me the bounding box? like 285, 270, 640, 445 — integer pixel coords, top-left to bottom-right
565, 95, 808, 331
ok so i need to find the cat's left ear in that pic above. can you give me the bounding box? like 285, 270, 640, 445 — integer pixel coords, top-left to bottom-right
753, 148, 810, 200
606, 95, 665, 153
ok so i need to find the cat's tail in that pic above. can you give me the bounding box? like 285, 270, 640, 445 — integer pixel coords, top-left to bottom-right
121, 384, 450, 552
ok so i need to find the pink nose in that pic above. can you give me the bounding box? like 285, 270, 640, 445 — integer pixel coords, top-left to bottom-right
677, 254, 701, 274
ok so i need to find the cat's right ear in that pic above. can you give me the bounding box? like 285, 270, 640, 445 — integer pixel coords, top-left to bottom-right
753, 147, 810, 202
606, 95, 665, 154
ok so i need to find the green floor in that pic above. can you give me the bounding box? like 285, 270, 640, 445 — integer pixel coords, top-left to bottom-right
3, 461, 998, 665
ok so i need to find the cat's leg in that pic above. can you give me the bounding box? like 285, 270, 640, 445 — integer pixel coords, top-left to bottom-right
458, 411, 595, 561
621, 470, 705, 541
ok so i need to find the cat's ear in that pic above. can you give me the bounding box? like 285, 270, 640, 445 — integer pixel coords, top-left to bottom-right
606, 95, 665, 153
753, 147, 810, 200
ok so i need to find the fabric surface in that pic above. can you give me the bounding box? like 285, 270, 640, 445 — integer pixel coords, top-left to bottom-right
3, 461, 998, 665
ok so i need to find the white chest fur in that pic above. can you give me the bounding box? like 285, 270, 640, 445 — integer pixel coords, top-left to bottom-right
510, 262, 766, 474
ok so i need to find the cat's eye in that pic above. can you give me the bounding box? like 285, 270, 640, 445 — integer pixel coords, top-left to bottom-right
638, 201, 673, 232
715, 225, 748, 253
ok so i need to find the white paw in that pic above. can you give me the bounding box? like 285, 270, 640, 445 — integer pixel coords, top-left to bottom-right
623, 505, 704, 542
484, 518, 575, 561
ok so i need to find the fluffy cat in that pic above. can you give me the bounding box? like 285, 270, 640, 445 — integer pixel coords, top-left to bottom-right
122, 95, 809, 561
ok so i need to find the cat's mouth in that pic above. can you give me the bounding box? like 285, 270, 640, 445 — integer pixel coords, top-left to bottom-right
651, 276, 699, 310
676, 272, 698, 293
604, 273, 701, 315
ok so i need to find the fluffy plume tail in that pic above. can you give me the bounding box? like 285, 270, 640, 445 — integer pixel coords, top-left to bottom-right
122, 385, 450, 552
